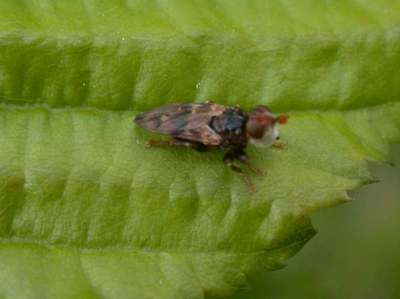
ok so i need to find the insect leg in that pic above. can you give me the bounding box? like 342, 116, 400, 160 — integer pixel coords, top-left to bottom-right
146, 139, 201, 149
272, 141, 287, 149
224, 152, 256, 192
233, 149, 265, 176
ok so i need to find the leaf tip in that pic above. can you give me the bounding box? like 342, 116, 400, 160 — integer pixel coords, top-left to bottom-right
342, 191, 354, 202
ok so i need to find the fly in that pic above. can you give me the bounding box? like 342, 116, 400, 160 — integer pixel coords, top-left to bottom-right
134, 101, 288, 192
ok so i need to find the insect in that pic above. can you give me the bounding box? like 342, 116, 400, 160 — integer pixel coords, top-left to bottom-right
134, 101, 288, 192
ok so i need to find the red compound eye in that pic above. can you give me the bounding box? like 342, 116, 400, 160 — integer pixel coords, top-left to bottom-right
255, 116, 267, 124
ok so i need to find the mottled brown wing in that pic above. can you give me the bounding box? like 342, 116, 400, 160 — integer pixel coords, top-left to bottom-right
134, 103, 225, 145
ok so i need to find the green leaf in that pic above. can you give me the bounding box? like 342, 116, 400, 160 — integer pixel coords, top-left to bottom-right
0, 1, 399, 298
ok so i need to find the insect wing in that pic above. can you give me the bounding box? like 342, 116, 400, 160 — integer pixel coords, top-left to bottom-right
134, 103, 224, 145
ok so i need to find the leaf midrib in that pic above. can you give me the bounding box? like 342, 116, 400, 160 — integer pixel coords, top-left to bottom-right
0, 98, 399, 114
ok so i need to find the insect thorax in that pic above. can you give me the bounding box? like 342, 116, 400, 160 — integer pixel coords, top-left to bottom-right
210, 108, 248, 147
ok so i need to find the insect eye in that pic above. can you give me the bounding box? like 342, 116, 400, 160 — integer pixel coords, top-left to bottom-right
255, 116, 267, 124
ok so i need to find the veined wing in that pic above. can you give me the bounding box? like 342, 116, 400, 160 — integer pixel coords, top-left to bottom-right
134, 103, 225, 145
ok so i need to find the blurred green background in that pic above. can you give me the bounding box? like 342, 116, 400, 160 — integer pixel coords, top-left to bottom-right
217, 145, 400, 299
